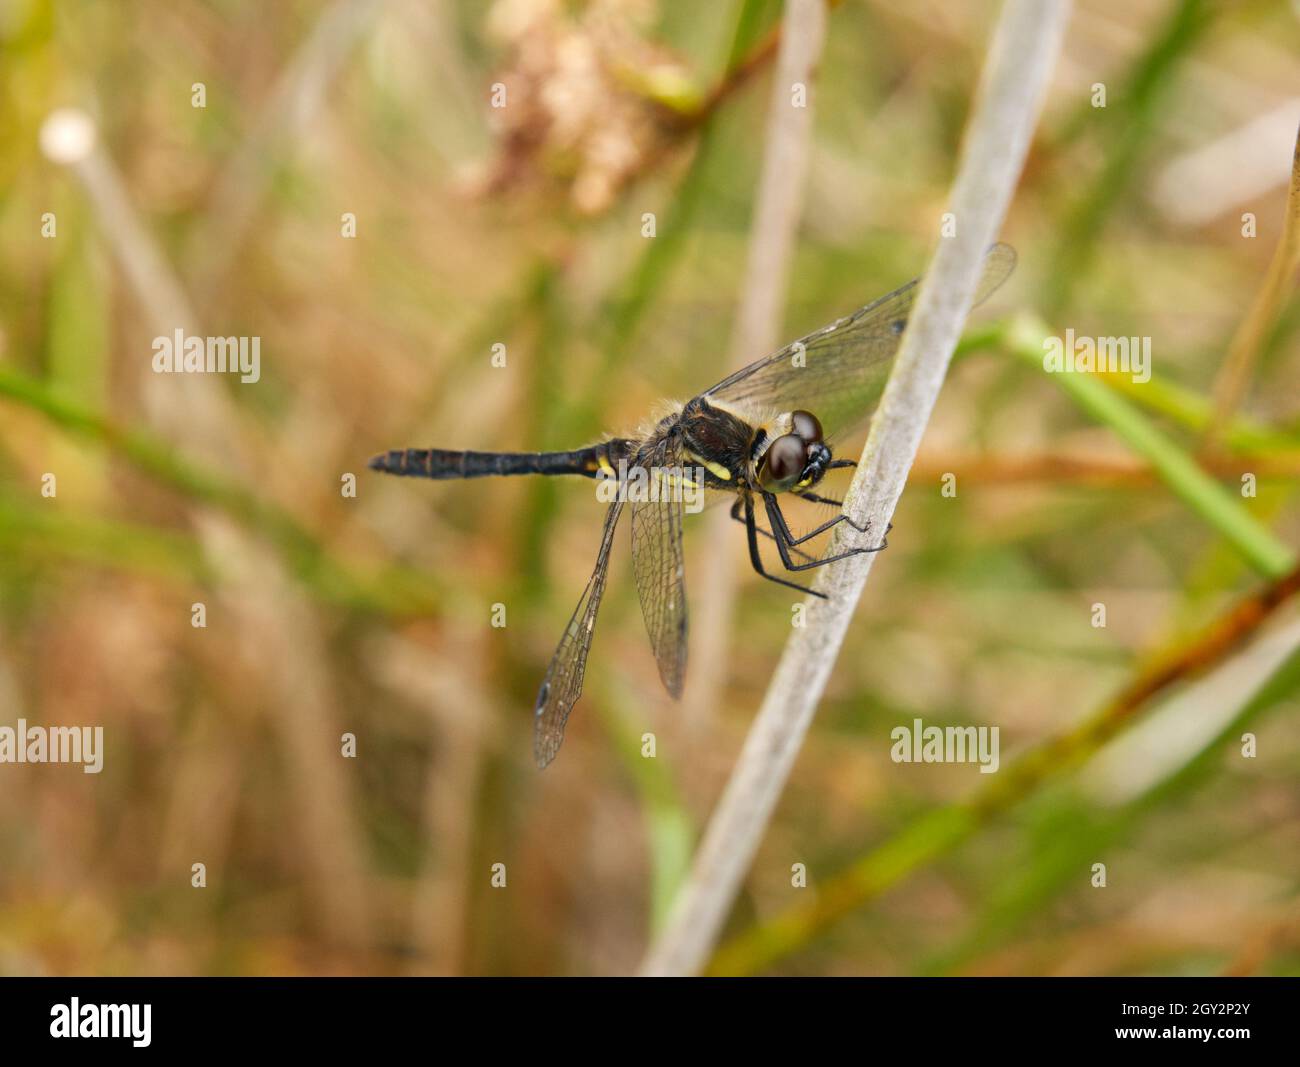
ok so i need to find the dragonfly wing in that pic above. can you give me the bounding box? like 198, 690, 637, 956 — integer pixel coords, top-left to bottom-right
706, 243, 1016, 442
533, 500, 625, 768
629, 437, 689, 698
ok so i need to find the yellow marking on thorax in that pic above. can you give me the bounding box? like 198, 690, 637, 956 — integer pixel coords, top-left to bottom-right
649, 467, 703, 492
684, 449, 732, 481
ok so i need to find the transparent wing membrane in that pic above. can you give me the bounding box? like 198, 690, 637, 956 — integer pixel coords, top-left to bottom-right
532, 500, 625, 768
629, 437, 689, 699
706, 243, 1016, 442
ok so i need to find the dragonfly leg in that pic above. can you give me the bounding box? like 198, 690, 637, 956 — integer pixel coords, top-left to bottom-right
764, 492, 851, 546
730, 497, 816, 563
828, 459, 857, 470
742, 496, 826, 598
795, 490, 870, 533
763, 494, 886, 572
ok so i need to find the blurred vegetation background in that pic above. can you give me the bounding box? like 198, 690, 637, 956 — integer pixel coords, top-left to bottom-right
1, 0, 1298, 976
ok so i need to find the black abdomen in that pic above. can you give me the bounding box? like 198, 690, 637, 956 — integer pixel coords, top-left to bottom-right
368, 441, 633, 480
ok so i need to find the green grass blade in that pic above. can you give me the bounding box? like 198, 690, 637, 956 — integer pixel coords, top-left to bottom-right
1006, 314, 1295, 579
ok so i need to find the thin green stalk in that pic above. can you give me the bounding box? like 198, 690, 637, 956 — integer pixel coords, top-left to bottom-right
0, 497, 209, 582
1098, 368, 1300, 454
957, 321, 1300, 454
1006, 314, 1295, 579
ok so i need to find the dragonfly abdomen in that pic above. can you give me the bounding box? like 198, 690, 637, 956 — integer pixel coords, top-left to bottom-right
368, 442, 633, 480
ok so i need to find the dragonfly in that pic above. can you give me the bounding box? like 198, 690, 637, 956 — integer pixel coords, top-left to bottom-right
371, 243, 1016, 767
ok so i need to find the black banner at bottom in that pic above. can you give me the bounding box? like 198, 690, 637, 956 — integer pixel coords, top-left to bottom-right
0, 976, 1293, 1054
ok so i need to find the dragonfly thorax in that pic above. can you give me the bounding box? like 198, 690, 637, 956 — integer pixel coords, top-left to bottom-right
756, 409, 831, 492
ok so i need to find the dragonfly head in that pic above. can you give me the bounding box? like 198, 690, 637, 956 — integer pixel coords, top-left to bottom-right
759, 409, 831, 492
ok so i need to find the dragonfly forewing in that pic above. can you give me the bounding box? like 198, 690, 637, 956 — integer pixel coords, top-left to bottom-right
706, 243, 1016, 443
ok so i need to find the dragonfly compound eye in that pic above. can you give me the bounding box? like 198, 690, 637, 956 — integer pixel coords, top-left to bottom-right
790, 409, 823, 443
766, 433, 807, 481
